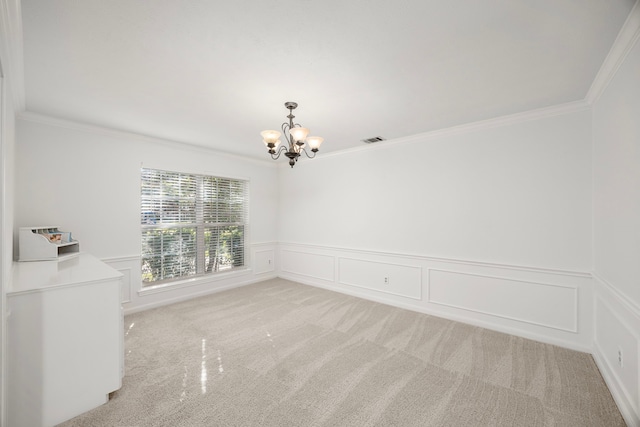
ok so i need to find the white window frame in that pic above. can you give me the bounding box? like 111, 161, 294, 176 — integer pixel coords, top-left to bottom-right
140, 168, 249, 288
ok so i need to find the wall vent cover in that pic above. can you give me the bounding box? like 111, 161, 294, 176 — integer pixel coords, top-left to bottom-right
362, 136, 385, 144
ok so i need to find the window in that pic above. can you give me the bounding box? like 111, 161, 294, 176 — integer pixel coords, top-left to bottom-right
141, 168, 248, 286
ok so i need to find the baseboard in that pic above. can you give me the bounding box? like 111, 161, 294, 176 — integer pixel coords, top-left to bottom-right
593, 343, 640, 427
123, 273, 278, 316
278, 242, 593, 352
592, 273, 640, 427
278, 271, 592, 354
103, 242, 278, 313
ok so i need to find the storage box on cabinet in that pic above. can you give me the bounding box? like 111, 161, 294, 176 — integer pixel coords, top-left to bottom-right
19, 226, 80, 261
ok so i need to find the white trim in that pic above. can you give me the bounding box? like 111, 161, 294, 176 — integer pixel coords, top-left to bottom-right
586, 0, 640, 105
280, 271, 592, 354
591, 273, 640, 426
101, 255, 140, 264
427, 268, 579, 333
100, 242, 276, 264
592, 293, 640, 427
250, 241, 278, 248
279, 242, 591, 278
17, 112, 277, 168
118, 267, 132, 304
255, 249, 275, 255
308, 101, 590, 162
253, 249, 276, 274
595, 294, 640, 349
592, 345, 639, 427
280, 249, 335, 282
124, 274, 276, 315
592, 271, 640, 318
336, 256, 422, 301
137, 268, 252, 297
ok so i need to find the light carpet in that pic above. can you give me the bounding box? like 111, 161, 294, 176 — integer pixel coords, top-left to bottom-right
59, 278, 625, 426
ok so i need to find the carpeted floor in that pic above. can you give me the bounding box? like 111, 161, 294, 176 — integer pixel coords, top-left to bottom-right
59, 278, 625, 426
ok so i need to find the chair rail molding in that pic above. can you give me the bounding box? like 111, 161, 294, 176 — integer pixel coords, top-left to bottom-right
102, 242, 278, 315
277, 242, 593, 353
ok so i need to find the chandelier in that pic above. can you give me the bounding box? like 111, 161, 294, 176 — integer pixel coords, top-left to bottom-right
261, 102, 324, 168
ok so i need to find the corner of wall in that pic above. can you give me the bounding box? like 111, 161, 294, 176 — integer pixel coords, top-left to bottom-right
592, 274, 640, 426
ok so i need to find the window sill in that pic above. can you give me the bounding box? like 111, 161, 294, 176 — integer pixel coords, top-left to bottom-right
137, 267, 252, 297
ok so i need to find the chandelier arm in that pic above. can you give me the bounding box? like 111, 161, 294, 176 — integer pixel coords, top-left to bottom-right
300, 147, 317, 159
270, 145, 288, 160
281, 122, 295, 148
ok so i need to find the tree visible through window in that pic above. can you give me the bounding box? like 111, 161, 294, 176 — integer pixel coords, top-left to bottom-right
141, 168, 248, 286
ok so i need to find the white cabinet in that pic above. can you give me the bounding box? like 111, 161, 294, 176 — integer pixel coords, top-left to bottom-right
8, 253, 124, 427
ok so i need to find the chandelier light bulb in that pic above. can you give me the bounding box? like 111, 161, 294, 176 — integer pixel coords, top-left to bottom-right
289, 127, 309, 143
260, 130, 281, 144
306, 136, 324, 151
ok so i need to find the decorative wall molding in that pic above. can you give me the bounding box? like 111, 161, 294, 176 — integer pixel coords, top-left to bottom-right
102, 256, 138, 304
101, 255, 141, 264
337, 257, 422, 300
253, 249, 275, 275
280, 249, 335, 282
278, 242, 593, 352
593, 271, 640, 317
428, 269, 578, 333
279, 241, 591, 278
592, 276, 640, 427
102, 242, 278, 311
124, 275, 274, 316
17, 112, 276, 168
251, 241, 279, 248
118, 268, 132, 304
137, 268, 253, 297
586, 0, 640, 105
592, 348, 639, 427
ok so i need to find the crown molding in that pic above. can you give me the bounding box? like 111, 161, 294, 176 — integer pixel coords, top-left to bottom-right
0, 0, 25, 111
586, 0, 640, 105
311, 100, 590, 163
17, 111, 277, 168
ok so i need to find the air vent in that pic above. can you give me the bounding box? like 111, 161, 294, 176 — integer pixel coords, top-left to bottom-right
362, 136, 385, 144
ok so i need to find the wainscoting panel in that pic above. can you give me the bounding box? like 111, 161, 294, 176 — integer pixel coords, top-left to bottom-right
253, 249, 275, 275
280, 249, 335, 282
103, 242, 278, 314
103, 256, 137, 305
428, 269, 578, 332
593, 273, 640, 427
278, 242, 593, 352
338, 257, 421, 300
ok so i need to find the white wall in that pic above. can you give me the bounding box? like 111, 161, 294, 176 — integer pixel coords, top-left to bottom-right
278, 107, 595, 351
279, 110, 592, 271
15, 115, 279, 312
1, 0, 24, 423
592, 17, 640, 426
0, 58, 16, 427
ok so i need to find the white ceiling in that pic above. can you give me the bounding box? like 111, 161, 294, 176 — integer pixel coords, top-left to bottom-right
21, 0, 636, 159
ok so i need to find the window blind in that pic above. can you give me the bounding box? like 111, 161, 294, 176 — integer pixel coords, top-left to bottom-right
141, 168, 248, 285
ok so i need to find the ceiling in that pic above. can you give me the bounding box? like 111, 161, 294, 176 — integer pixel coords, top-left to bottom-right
20, 0, 636, 159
